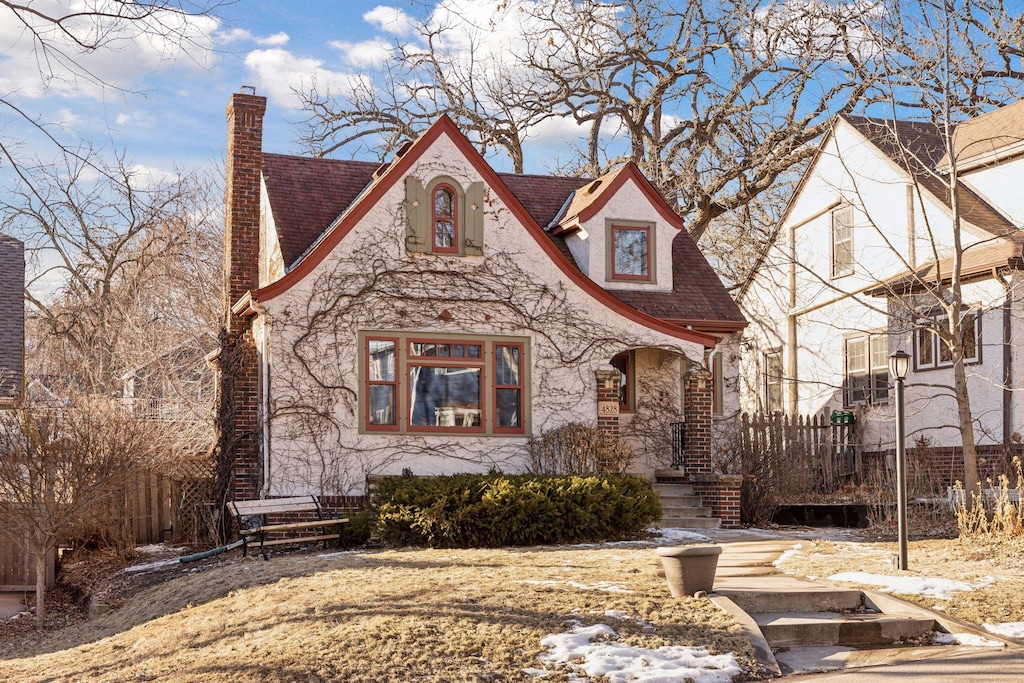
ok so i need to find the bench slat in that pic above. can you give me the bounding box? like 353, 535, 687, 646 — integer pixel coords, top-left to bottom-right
246, 518, 348, 534
230, 497, 320, 516
258, 534, 341, 548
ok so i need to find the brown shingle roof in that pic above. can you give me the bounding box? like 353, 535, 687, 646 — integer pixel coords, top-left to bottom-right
939, 99, 1024, 170
842, 116, 1019, 240
262, 154, 378, 266
866, 238, 1024, 296
261, 152, 745, 333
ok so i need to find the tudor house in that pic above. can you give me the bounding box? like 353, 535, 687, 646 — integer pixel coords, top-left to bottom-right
739, 103, 1024, 484
219, 89, 746, 523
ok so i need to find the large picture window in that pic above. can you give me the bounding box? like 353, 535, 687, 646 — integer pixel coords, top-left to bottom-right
914, 309, 980, 371
362, 334, 528, 434
845, 334, 888, 406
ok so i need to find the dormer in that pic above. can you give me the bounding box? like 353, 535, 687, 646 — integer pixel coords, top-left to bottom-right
547, 163, 677, 292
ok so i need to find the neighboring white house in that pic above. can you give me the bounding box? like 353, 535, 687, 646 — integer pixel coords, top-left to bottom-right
218, 90, 747, 514
738, 103, 1024, 482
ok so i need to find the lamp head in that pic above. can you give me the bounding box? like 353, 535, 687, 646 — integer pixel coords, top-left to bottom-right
889, 349, 910, 380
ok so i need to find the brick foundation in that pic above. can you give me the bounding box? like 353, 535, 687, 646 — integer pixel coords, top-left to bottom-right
861, 444, 1023, 489
690, 474, 742, 529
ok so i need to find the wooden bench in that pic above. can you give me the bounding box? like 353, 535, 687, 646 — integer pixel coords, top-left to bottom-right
228, 496, 348, 559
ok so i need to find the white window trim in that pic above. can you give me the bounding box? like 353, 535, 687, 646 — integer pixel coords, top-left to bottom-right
845, 333, 889, 407
831, 205, 855, 279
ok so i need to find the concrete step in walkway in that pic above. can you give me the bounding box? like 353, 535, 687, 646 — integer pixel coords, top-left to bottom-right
653, 479, 721, 530
702, 533, 1021, 677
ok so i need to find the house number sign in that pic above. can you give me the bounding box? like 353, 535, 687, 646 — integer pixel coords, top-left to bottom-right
598, 401, 619, 417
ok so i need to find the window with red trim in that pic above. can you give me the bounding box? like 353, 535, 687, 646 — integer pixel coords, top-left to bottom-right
611, 226, 651, 280
494, 344, 524, 431
363, 335, 527, 434
367, 338, 398, 429
432, 185, 458, 253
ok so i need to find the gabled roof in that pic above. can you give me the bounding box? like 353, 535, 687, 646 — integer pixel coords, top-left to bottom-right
842, 116, 1018, 240
253, 116, 745, 343
938, 99, 1024, 171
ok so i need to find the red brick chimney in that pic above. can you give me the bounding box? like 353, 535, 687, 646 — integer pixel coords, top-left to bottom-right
219, 87, 266, 504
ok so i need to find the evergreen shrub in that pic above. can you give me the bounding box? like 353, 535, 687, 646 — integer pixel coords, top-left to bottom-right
372, 471, 661, 548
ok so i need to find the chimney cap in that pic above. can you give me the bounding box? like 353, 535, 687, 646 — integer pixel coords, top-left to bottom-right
239, 85, 256, 95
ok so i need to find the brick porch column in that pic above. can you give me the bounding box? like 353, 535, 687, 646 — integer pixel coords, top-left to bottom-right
595, 367, 621, 437
684, 367, 713, 474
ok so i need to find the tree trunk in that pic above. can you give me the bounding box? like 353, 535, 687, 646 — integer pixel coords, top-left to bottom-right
34, 545, 47, 630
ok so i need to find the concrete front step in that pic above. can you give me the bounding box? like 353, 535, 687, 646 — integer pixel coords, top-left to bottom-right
719, 589, 865, 615
660, 516, 722, 529
652, 482, 695, 495
658, 494, 704, 507
661, 505, 714, 518
752, 611, 938, 648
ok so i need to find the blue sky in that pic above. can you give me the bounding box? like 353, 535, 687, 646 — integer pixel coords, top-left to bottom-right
1, 1, 457, 176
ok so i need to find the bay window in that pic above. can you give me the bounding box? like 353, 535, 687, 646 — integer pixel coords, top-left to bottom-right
362, 333, 528, 434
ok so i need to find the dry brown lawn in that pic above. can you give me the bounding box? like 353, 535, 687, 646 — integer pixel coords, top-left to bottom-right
0, 543, 757, 682
776, 535, 1024, 627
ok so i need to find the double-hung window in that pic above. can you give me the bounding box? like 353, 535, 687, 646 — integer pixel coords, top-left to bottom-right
914, 309, 980, 370
845, 334, 888, 406
363, 334, 528, 434
764, 349, 783, 413
832, 206, 854, 278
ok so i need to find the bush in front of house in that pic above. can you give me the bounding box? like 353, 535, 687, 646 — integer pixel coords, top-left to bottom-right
526, 422, 636, 475
372, 472, 661, 548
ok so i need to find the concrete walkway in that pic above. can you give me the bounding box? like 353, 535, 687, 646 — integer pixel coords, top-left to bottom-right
697, 530, 1024, 680
0, 592, 27, 619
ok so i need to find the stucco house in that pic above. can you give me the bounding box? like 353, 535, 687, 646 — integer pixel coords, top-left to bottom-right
738, 102, 1024, 485
218, 89, 746, 525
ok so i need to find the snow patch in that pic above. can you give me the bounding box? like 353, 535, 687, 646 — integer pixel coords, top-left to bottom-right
531, 623, 741, 683
934, 631, 1006, 647
827, 571, 982, 599
984, 622, 1024, 639
773, 544, 803, 566
122, 557, 180, 573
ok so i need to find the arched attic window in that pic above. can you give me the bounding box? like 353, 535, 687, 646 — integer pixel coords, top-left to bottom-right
432, 184, 458, 253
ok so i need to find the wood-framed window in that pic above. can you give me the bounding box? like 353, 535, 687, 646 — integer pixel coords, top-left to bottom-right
494, 343, 524, 433
367, 338, 399, 429
405, 176, 484, 256
845, 334, 888, 406
609, 224, 652, 281
832, 205, 854, 278
361, 333, 528, 435
431, 184, 458, 253
764, 349, 783, 413
610, 351, 634, 412
914, 309, 981, 371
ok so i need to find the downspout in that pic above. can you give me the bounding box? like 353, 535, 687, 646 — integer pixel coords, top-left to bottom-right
251, 300, 272, 499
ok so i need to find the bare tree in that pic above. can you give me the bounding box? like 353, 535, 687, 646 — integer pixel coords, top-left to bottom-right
298, 0, 880, 240
2, 153, 222, 395
0, 398, 154, 628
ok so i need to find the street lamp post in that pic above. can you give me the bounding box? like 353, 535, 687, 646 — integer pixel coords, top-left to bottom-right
889, 349, 910, 571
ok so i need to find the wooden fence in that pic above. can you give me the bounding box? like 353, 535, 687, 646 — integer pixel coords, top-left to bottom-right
739, 411, 858, 496
0, 530, 55, 592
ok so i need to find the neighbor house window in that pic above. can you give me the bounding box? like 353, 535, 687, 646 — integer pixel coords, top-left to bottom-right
914, 309, 981, 370
610, 226, 651, 281
845, 334, 888, 406
362, 334, 528, 434
832, 205, 854, 278
432, 185, 458, 253
610, 351, 635, 412
764, 349, 783, 413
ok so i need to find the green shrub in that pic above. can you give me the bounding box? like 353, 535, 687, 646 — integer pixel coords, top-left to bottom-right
338, 511, 374, 547
371, 472, 661, 548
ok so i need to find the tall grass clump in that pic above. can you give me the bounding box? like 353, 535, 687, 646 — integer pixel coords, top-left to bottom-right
953, 456, 1024, 539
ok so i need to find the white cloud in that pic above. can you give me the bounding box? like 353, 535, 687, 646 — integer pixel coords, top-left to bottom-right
0, 0, 219, 99
363, 6, 416, 36
256, 32, 290, 47
219, 28, 290, 47
329, 39, 394, 68
244, 48, 367, 109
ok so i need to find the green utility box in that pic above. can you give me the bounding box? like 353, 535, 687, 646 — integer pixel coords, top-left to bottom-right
830, 409, 855, 426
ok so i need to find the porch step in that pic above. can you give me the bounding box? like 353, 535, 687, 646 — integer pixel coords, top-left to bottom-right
752, 611, 938, 648
653, 479, 722, 529
720, 588, 864, 615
